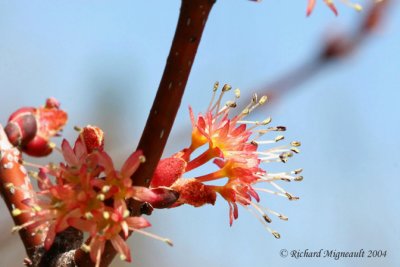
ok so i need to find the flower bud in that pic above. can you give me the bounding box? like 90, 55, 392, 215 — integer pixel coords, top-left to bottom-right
150, 157, 186, 188
148, 188, 180, 209
79, 125, 104, 153
5, 107, 37, 146
5, 98, 68, 157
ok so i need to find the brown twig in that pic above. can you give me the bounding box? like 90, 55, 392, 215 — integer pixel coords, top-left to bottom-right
73, 1, 216, 266
131, 0, 216, 188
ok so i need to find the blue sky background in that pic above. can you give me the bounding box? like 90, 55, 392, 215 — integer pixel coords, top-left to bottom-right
0, 1, 399, 267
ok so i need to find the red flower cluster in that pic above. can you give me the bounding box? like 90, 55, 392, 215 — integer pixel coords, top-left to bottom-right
5, 99, 172, 267
13, 126, 166, 266
151, 83, 303, 238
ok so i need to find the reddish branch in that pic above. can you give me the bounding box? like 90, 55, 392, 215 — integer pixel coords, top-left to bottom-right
0, 126, 43, 262
73, 0, 216, 266
131, 0, 216, 188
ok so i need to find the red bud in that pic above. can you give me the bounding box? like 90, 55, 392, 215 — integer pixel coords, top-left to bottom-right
23, 136, 53, 157
5, 98, 67, 157
150, 157, 187, 188
148, 188, 180, 209
6, 108, 37, 146
80, 125, 104, 153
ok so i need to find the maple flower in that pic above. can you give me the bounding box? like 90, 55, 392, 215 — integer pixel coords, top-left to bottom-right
151, 83, 303, 238
12, 125, 171, 267
306, 0, 363, 16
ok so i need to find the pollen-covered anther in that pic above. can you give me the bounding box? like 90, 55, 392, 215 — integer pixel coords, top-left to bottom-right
81, 244, 91, 253
5, 182, 14, 189
252, 93, 258, 103
213, 81, 219, 92
123, 209, 130, 219
272, 231, 281, 239
275, 135, 285, 142
97, 194, 105, 201
278, 214, 288, 221
222, 84, 232, 92
48, 142, 56, 149
103, 211, 110, 220
291, 141, 301, 147
294, 168, 303, 175
261, 117, 272, 125
234, 88, 240, 98
258, 95, 268, 105
340, 0, 363, 11
73, 126, 82, 132
263, 214, 272, 223
12, 208, 22, 216
285, 193, 299, 201
250, 140, 258, 146
275, 126, 287, 132
291, 147, 300, 154
294, 176, 304, 182
225, 101, 237, 108
32, 204, 42, 212
279, 152, 293, 161
84, 212, 94, 219
101, 185, 110, 193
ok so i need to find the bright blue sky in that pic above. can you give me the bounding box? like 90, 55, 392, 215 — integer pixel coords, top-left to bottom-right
0, 1, 399, 267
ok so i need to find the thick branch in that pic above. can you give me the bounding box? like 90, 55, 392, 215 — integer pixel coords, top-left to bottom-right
131, 0, 216, 187
73, 1, 215, 266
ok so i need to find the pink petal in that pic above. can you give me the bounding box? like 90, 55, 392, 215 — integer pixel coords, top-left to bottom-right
73, 137, 88, 162
96, 151, 115, 175
233, 202, 239, 220
228, 202, 234, 226
231, 123, 246, 136
126, 216, 151, 229
307, 0, 316, 16
218, 121, 230, 138
68, 218, 96, 234
121, 221, 129, 238
131, 186, 158, 203
110, 235, 131, 262
121, 150, 143, 177
324, 0, 338, 16
62, 139, 79, 166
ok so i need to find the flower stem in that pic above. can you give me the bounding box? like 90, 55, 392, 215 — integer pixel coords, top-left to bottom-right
186, 148, 215, 172
195, 169, 226, 183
